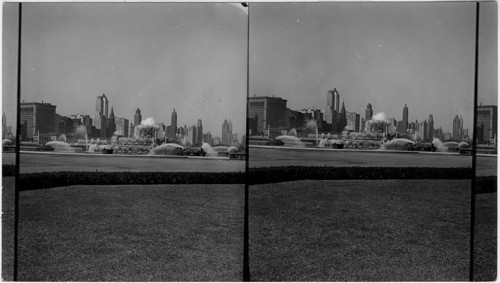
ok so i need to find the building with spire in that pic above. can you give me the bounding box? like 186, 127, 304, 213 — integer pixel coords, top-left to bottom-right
134, 108, 142, 126
365, 103, 373, 121
105, 107, 116, 138
340, 101, 347, 130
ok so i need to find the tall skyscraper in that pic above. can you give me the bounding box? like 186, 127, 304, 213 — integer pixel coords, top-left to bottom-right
197, 119, 203, 145
95, 94, 109, 118
327, 90, 335, 109
93, 94, 109, 130
365, 103, 373, 121
171, 109, 177, 136
339, 101, 347, 130
105, 107, 116, 138
222, 119, 233, 145
427, 115, 434, 141
334, 89, 340, 113
134, 108, 142, 126
452, 115, 463, 141
2, 113, 6, 138
167, 109, 178, 139
403, 104, 409, 130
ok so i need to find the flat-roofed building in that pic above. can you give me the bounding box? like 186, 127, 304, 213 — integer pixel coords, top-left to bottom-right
20, 101, 58, 141
248, 95, 288, 134
477, 105, 497, 144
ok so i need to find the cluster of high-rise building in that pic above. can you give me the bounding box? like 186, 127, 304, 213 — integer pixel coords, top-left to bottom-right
248, 89, 486, 143
16, 94, 239, 146
8, 90, 498, 146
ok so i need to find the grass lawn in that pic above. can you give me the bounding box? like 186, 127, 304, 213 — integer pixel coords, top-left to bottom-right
2, 177, 15, 281
473, 192, 497, 281
249, 179, 471, 281
4, 182, 243, 281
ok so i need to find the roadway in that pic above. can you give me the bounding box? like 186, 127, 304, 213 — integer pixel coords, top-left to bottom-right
249, 147, 497, 176
2, 148, 496, 176
2, 152, 245, 173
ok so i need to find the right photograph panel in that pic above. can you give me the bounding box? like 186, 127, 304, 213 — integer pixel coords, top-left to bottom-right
247, 2, 487, 281
473, 1, 497, 281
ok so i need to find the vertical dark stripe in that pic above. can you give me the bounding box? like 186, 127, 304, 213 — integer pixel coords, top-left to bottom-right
469, 2, 479, 281
243, 3, 251, 282
13, 2, 22, 281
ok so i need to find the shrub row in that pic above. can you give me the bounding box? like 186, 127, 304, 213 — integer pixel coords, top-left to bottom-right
3, 164, 15, 176
246, 166, 472, 184
14, 166, 479, 191
18, 171, 245, 191
475, 176, 497, 194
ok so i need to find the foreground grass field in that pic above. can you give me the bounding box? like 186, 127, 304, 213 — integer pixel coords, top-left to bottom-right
3, 180, 243, 281
2, 177, 496, 281
250, 179, 472, 281
473, 192, 497, 281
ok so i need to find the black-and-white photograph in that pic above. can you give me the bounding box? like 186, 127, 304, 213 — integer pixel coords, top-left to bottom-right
3, 3, 247, 281
1, 1, 497, 282
246, 2, 496, 281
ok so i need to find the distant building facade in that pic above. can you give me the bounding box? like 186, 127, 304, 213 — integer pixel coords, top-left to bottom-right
452, 115, 463, 141
222, 119, 233, 145
477, 105, 497, 144
248, 95, 287, 134
365, 103, 373, 121
346, 112, 360, 132
134, 108, 142, 126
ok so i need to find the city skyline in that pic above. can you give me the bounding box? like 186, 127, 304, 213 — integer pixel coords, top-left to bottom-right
3, 3, 247, 139
3, 2, 497, 139
249, 2, 497, 133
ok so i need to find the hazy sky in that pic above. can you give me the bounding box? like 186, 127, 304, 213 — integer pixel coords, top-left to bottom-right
249, 2, 497, 133
3, 2, 497, 136
3, 3, 247, 138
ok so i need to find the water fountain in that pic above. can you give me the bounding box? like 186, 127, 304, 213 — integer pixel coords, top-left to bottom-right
46, 140, 77, 153
364, 113, 395, 134
275, 135, 305, 148
201, 143, 232, 157
150, 143, 184, 155
380, 138, 415, 151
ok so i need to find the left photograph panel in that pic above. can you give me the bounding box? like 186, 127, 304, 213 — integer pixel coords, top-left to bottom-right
3, 2, 247, 281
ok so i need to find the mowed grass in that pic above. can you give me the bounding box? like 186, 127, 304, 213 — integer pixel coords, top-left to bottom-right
2, 177, 15, 281
4, 182, 243, 281
250, 179, 471, 281
473, 192, 497, 281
